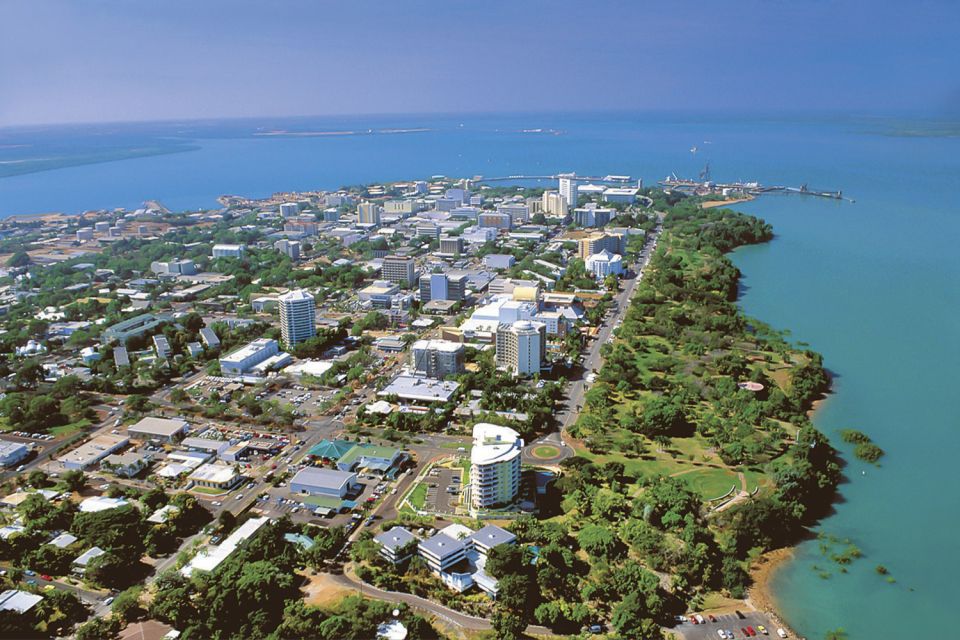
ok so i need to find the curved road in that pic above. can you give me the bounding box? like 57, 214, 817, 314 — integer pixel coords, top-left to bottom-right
329, 569, 556, 636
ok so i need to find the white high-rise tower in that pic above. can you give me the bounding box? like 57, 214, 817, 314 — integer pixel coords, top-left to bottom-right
278, 290, 316, 347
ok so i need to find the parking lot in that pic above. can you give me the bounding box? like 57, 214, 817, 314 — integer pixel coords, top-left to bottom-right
422, 464, 464, 515
674, 611, 785, 640
263, 386, 333, 417
256, 472, 400, 529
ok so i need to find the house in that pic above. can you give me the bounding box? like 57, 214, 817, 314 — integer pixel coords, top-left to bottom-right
72, 546, 106, 573
78, 496, 129, 513
100, 452, 147, 477
46, 532, 78, 549
0, 590, 43, 614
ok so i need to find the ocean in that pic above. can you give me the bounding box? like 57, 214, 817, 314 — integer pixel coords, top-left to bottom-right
2, 112, 958, 638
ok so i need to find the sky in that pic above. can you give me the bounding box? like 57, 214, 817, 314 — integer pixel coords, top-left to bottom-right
1, 0, 959, 126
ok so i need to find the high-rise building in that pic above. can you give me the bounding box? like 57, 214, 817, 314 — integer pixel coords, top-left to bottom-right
447, 273, 468, 302
439, 236, 464, 256
478, 212, 512, 230
495, 320, 545, 377
280, 202, 300, 218
541, 191, 568, 217
498, 202, 529, 224
558, 174, 580, 209
357, 202, 382, 226
411, 340, 464, 378
470, 423, 523, 510
274, 239, 301, 261
278, 290, 316, 347
382, 255, 417, 287
577, 232, 625, 260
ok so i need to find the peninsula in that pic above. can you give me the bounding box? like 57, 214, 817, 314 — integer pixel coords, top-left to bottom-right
0, 173, 837, 640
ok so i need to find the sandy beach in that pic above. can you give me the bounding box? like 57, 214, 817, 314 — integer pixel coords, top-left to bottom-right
701, 196, 756, 209
747, 548, 802, 638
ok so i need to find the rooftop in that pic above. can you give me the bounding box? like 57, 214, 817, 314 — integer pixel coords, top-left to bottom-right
418, 532, 465, 558
290, 466, 356, 491
378, 374, 460, 403
471, 423, 523, 465
374, 526, 418, 553
129, 416, 188, 437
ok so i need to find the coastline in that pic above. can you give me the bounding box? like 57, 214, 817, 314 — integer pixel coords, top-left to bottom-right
701, 195, 756, 209
747, 548, 801, 638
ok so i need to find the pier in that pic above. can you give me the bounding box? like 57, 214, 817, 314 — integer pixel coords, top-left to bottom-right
659, 177, 852, 202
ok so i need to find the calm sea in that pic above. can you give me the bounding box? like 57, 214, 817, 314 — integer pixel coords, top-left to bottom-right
2, 112, 958, 638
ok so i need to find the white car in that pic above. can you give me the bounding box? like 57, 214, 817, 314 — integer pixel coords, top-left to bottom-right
777, 630, 788, 639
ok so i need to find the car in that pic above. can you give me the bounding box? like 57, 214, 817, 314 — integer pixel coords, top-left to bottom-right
43, 584, 55, 591
695, 615, 706, 624
587, 624, 603, 633
757, 625, 768, 635
211, 501, 221, 507
23, 570, 36, 576
235, 494, 244, 500
16, 465, 26, 472
742, 629, 750, 637
40, 574, 51, 581
25, 579, 36, 585
776, 630, 788, 639
689, 616, 699, 625
709, 615, 718, 623
104, 596, 114, 605
747, 627, 757, 637
735, 611, 746, 619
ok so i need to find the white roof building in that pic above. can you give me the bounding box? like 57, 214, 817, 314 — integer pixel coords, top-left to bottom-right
181, 516, 270, 577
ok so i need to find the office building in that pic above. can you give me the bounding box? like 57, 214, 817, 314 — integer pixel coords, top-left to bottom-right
417, 222, 441, 239
602, 187, 639, 203
382, 255, 417, 287
477, 212, 512, 230
128, 416, 189, 443
418, 533, 468, 573
470, 423, 523, 510
101, 313, 172, 345
447, 273, 467, 301
484, 254, 515, 270
188, 462, 241, 490
558, 174, 580, 209
357, 202, 382, 226
57, 434, 129, 471
151, 259, 197, 276
585, 249, 624, 278
439, 236, 464, 256
278, 289, 316, 347
384, 199, 418, 216
496, 320, 545, 377
274, 239, 301, 261
212, 244, 246, 259
497, 202, 529, 224
375, 527, 418, 564
219, 338, 280, 376
411, 340, 464, 378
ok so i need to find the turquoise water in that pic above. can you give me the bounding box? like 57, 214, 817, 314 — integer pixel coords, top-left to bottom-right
1, 113, 958, 637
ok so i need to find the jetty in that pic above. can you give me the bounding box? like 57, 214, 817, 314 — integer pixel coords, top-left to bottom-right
659, 175, 852, 203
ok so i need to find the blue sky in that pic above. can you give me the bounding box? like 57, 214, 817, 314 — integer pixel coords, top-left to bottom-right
1, 0, 958, 125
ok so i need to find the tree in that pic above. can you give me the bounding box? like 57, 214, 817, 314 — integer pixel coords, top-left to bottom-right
6, 251, 30, 268
491, 609, 526, 640
577, 524, 622, 561
218, 509, 236, 533
111, 587, 144, 623
27, 469, 49, 488
61, 469, 86, 492
611, 591, 663, 639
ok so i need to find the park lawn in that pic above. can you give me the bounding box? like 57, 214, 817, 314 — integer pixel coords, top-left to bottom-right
407, 483, 427, 510
440, 441, 472, 452
49, 420, 90, 437
679, 467, 740, 501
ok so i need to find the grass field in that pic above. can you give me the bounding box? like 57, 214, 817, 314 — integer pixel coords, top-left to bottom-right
531, 445, 561, 459
407, 482, 427, 510
50, 420, 90, 437
193, 486, 227, 496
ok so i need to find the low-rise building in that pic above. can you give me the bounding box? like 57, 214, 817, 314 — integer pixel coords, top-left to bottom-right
128, 416, 189, 443
181, 516, 270, 577
188, 462, 242, 490
374, 526, 419, 564
289, 467, 357, 499
411, 339, 464, 378
0, 440, 28, 467
377, 374, 460, 403
219, 338, 280, 376
100, 452, 147, 477
57, 434, 129, 471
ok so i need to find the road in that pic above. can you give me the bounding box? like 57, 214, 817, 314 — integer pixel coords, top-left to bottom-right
329, 567, 556, 637
528, 216, 664, 452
